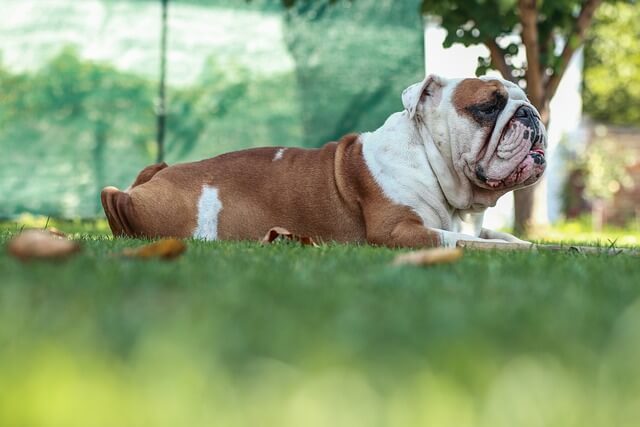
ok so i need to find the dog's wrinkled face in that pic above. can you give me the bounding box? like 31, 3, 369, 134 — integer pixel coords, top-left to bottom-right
402, 75, 547, 191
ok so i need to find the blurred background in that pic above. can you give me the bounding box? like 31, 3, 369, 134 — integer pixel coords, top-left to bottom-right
0, 0, 639, 238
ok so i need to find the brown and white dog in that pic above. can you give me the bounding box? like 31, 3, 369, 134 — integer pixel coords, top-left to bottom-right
102, 74, 546, 247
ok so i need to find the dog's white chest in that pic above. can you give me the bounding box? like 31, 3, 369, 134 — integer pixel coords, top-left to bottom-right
360, 115, 456, 230
452, 211, 484, 237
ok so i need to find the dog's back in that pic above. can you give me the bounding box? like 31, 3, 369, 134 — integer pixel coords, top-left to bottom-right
101, 135, 368, 242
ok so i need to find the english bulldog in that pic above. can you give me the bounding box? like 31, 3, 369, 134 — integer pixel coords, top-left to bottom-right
102, 75, 546, 247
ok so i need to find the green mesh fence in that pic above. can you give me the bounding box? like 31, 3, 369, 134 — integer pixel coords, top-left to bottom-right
0, 0, 423, 218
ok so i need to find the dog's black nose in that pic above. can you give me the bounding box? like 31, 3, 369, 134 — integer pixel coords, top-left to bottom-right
531, 152, 545, 165
475, 165, 487, 182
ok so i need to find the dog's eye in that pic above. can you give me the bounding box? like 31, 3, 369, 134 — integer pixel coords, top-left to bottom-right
478, 103, 498, 115
466, 95, 506, 125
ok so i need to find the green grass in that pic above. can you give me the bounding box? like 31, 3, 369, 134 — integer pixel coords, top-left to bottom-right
1, 220, 640, 426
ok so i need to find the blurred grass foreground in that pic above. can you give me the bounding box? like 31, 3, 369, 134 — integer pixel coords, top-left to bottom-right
2, 225, 640, 426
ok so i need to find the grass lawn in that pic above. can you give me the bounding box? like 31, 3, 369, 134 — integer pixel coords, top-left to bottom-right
1, 219, 640, 426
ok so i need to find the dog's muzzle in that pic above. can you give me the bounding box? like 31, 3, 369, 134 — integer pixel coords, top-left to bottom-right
472, 104, 547, 190
514, 105, 545, 165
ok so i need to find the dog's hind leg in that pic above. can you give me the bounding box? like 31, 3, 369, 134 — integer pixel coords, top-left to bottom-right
101, 163, 169, 238
101, 187, 138, 238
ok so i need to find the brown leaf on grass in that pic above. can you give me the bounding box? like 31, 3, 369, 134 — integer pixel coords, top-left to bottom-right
122, 239, 187, 260
46, 227, 67, 238
261, 227, 319, 247
393, 247, 463, 266
7, 229, 81, 261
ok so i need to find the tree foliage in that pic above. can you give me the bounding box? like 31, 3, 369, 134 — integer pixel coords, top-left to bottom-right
422, 0, 608, 120
583, 2, 640, 125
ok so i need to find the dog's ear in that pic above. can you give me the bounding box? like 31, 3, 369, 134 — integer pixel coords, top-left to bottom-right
402, 74, 445, 120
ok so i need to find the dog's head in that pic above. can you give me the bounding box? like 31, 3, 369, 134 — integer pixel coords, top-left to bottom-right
402, 75, 547, 191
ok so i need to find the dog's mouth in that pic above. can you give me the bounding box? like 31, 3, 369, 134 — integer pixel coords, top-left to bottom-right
472, 110, 546, 190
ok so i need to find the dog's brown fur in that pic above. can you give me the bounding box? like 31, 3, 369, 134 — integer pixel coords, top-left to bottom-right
452, 78, 509, 112
101, 134, 442, 247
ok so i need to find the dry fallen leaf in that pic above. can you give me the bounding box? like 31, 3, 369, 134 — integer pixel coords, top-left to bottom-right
261, 227, 319, 247
393, 247, 463, 266
122, 238, 187, 260
45, 227, 67, 238
7, 229, 80, 261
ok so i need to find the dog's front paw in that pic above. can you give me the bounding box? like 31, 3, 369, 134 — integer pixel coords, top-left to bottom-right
503, 236, 531, 245
484, 238, 510, 243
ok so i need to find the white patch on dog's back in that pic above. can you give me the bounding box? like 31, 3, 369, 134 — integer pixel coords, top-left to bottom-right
193, 186, 222, 240
273, 148, 286, 161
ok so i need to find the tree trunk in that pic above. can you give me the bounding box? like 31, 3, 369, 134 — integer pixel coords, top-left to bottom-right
93, 121, 108, 214
156, 0, 169, 163
513, 186, 536, 235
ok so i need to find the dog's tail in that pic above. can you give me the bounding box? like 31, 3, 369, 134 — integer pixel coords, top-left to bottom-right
101, 162, 168, 238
